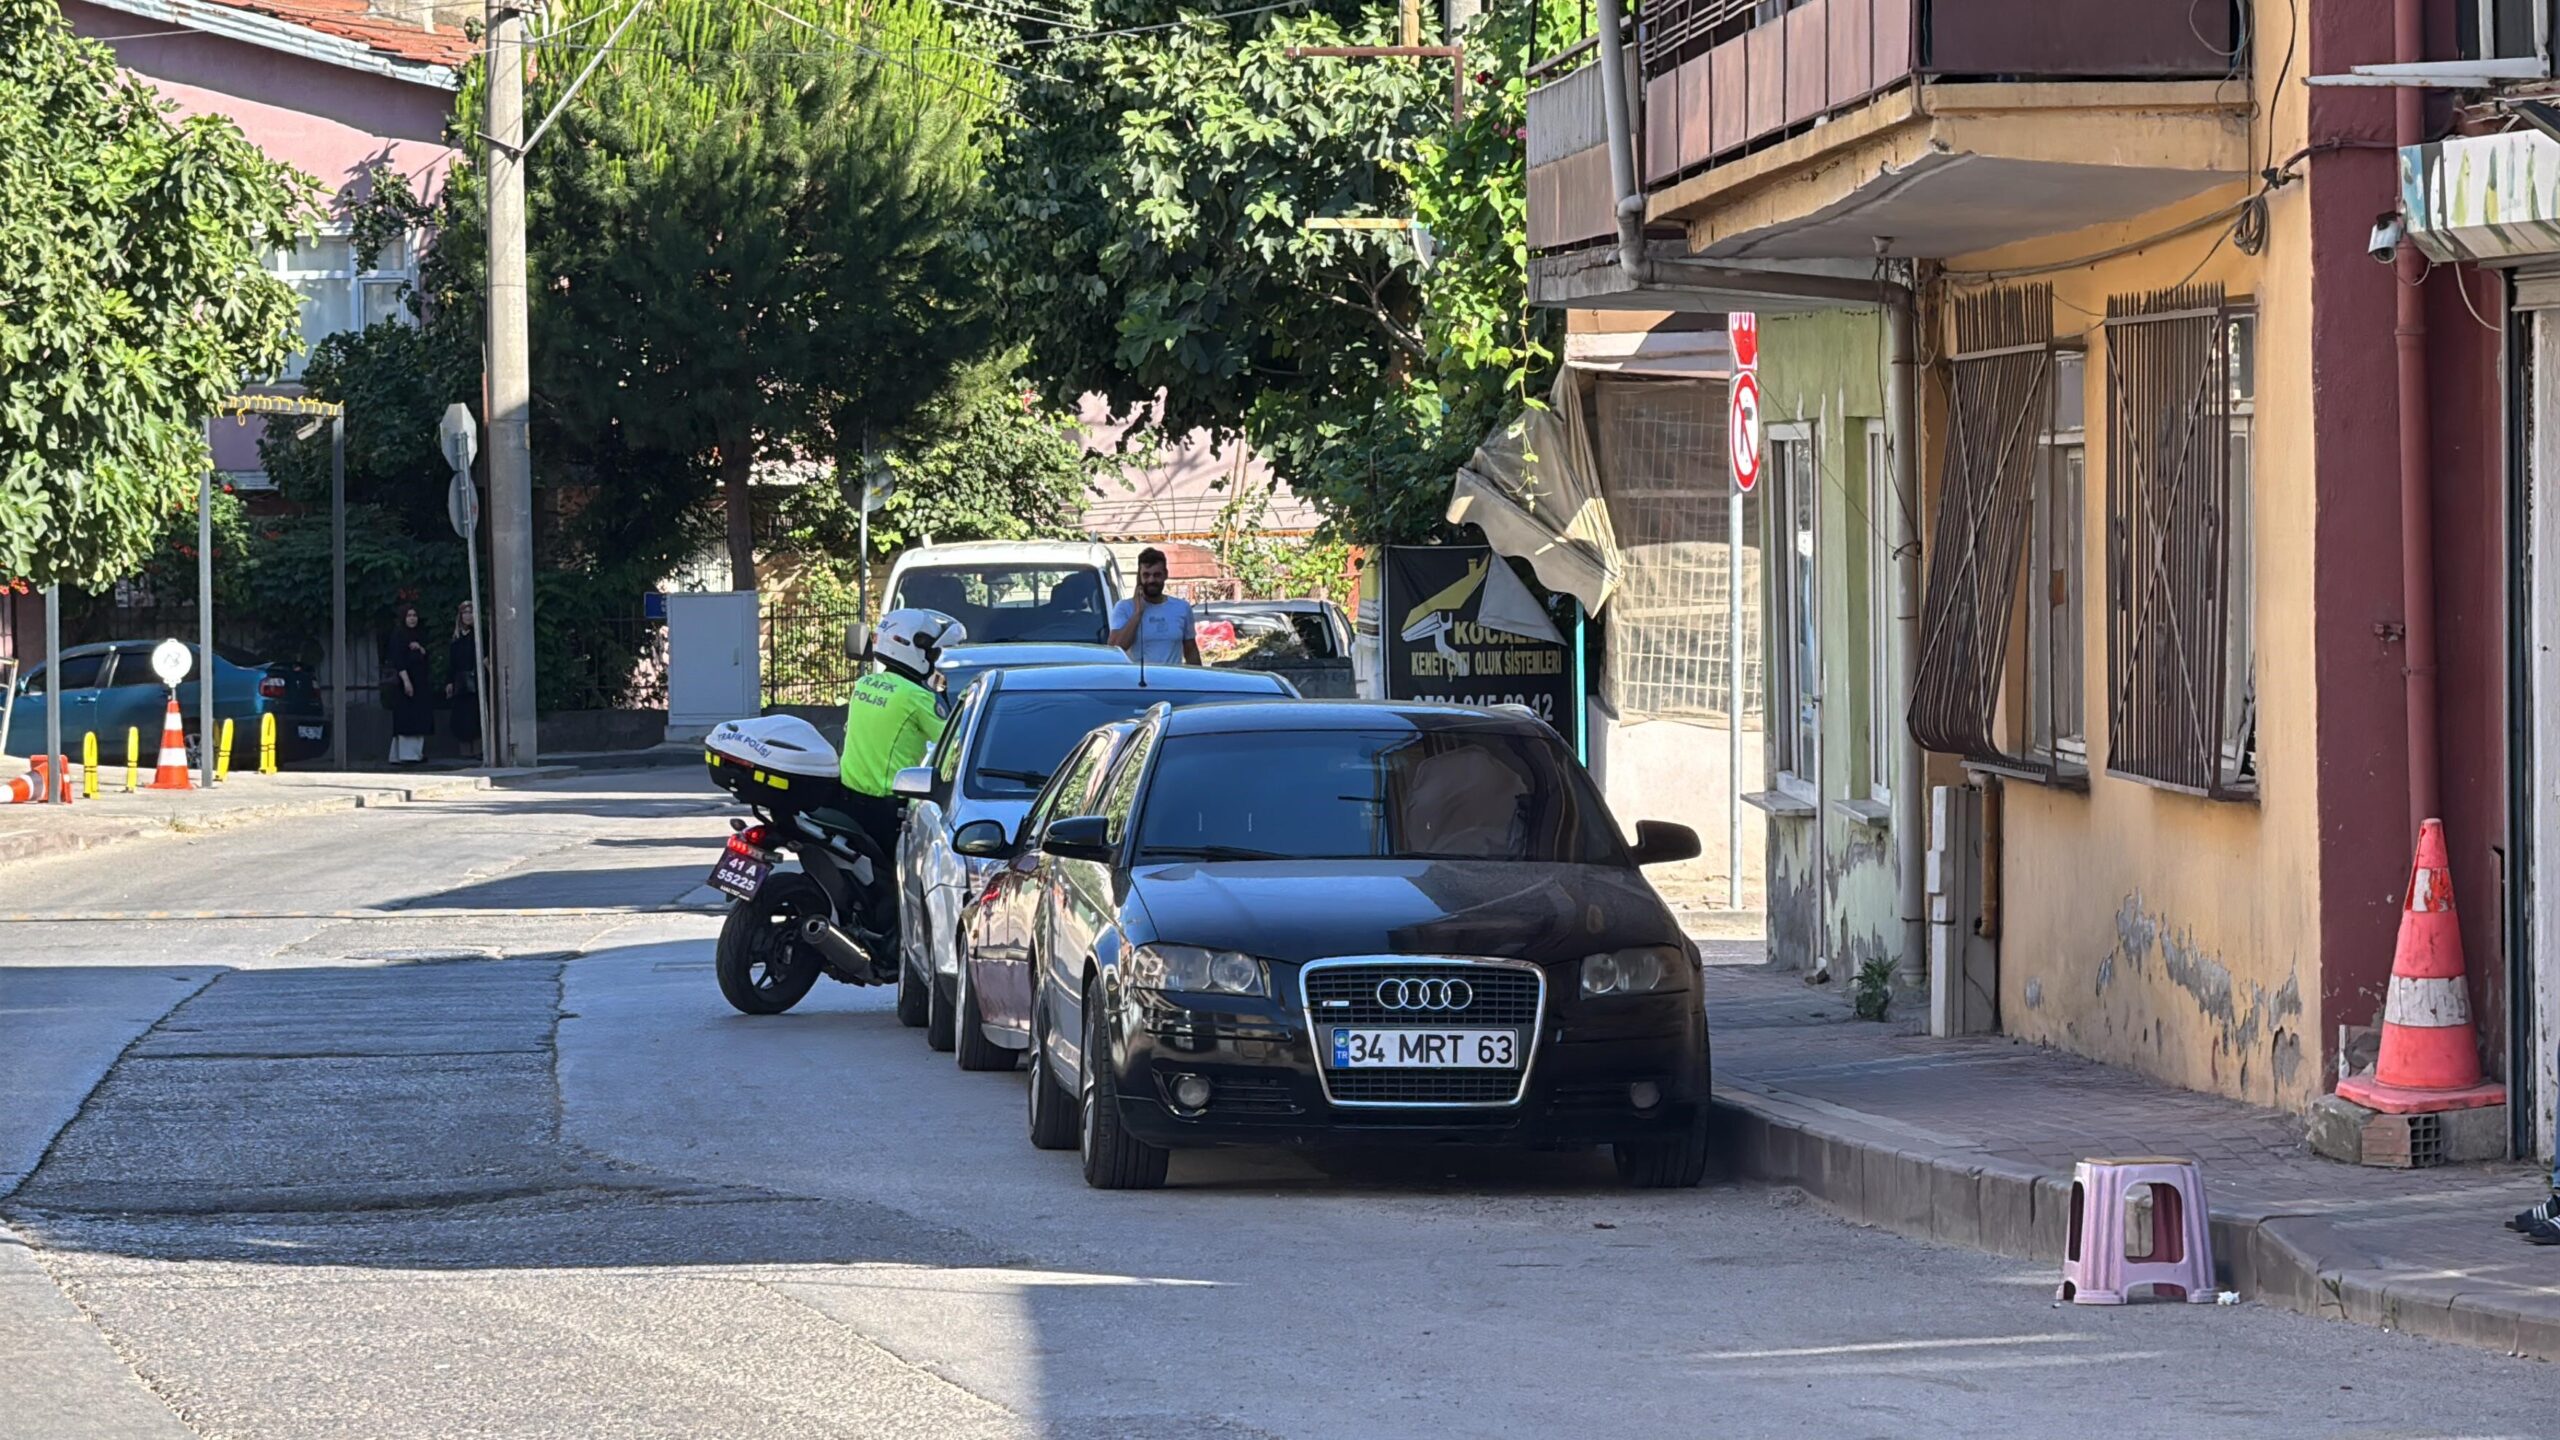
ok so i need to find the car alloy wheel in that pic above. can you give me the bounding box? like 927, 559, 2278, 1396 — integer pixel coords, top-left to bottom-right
1027, 990, 1077, 1150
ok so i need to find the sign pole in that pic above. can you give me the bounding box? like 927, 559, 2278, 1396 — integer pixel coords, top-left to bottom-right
331, 413, 347, 772
1727, 313, 1760, 913
41, 584, 60, 805
441, 404, 488, 765
198, 429, 215, 789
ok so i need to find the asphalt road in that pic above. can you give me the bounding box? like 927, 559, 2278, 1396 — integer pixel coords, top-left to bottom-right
4, 771, 2558, 1439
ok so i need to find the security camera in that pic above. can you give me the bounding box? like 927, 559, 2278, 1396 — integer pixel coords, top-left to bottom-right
2369, 211, 2405, 264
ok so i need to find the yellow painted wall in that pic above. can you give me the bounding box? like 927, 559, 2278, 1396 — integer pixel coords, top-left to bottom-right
1933, 0, 2318, 1107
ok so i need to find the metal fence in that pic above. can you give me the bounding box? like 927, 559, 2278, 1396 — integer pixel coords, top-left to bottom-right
763, 609, 858, 709
546, 614, 668, 711
1591, 375, 1764, 723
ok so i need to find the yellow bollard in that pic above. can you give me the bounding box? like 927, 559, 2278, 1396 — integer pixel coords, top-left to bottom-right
259, 711, 277, 775
125, 727, 140, 793
81, 732, 98, 800
216, 717, 235, 781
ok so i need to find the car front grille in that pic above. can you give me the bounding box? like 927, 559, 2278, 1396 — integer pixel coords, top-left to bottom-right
1299, 958, 1545, 1109
1301, 961, 1542, 1027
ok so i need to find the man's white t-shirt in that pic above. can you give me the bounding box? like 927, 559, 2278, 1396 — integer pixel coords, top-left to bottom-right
1110, 595, 1195, 663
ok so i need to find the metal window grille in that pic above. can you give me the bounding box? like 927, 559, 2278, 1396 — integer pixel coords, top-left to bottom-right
2102, 283, 2247, 797
1591, 375, 1763, 722
2028, 348, 2088, 767
1911, 284, 2053, 765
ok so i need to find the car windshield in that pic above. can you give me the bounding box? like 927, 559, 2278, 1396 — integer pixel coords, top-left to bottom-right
888, 565, 1108, 644
1134, 728, 1625, 865
965, 689, 1256, 797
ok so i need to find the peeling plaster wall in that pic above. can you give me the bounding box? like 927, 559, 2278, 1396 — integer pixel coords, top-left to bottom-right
1946, 105, 2321, 1106
1754, 309, 1910, 992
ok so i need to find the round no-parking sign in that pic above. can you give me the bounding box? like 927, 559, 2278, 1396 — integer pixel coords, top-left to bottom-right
1729, 369, 1763, 493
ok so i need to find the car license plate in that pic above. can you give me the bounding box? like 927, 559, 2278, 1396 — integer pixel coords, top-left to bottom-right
1329, 1027, 1518, 1069
296, 724, 323, 741
709, 849, 771, 901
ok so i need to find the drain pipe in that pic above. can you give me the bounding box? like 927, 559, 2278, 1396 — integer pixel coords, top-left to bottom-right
1885, 289, 1927, 990
2392, 0, 2441, 834
1592, 0, 1645, 280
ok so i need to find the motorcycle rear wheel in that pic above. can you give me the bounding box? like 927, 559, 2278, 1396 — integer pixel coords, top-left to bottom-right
716, 874, 825, 1015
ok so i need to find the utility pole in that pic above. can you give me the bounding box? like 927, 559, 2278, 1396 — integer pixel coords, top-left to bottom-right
485, 0, 538, 766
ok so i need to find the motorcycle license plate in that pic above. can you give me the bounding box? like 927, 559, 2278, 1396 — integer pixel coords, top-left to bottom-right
709, 849, 771, 901
1329, 1028, 1518, 1069
296, 724, 324, 741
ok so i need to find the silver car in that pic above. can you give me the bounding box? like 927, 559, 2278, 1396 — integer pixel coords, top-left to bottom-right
890, 662, 1300, 1061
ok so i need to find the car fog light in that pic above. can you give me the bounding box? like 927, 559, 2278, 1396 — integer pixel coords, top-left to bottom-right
1628, 1080, 1662, 1110
1172, 1074, 1213, 1110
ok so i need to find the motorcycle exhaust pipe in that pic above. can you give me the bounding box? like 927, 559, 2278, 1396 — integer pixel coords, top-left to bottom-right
796, 914, 874, 974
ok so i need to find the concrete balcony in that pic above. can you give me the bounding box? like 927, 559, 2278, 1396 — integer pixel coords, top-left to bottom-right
1528, 0, 2250, 273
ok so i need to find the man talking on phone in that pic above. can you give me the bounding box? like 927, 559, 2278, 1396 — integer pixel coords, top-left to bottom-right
1108, 547, 1203, 664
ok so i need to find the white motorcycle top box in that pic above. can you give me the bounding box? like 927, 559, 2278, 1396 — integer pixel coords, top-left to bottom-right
706, 715, 840, 779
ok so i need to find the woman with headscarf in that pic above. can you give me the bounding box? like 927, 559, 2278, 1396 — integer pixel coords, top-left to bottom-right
388, 605, 435, 764
444, 600, 482, 760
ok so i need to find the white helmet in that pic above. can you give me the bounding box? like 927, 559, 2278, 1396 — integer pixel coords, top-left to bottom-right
870, 608, 966, 676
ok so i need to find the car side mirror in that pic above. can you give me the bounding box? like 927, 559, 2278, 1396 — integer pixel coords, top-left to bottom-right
1042, 814, 1114, 863
953, 819, 1011, 858
1630, 820, 1702, 867
891, 765, 935, 799
843, 621, 870, 661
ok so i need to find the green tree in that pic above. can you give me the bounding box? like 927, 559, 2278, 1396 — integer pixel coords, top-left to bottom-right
0, 0, 317, 589
772, 352, 1099, 577
988, 0, 1563, 547
1280, 0, 1566, 542
986, 2, 1445, 455
449, 0, 1000, 591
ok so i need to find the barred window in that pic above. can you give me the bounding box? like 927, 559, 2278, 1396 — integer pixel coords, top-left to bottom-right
2102, 285, 2254, 798
1911, 285, 2055, 772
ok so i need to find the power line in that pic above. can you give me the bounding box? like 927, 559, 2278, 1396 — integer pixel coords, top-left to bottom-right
742, 0, 1008, 96
1009, 0, 1313, 47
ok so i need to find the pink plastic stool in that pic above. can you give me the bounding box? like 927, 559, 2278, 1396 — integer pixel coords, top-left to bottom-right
2059, 1157, 2217, 1304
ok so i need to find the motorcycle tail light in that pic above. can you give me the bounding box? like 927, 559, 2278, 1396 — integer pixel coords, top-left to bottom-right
259, 676, 287, 698
731, 825, 770, 853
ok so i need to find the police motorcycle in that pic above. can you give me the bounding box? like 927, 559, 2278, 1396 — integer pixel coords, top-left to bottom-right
701, 610, 963, 1015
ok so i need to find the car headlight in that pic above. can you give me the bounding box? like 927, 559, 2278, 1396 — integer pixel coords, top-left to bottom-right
1580, 945, 1688, 998
1126, 944, 1269, 998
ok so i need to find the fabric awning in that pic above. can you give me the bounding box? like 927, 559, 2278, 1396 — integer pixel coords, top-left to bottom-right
1444, 368, 1623, 615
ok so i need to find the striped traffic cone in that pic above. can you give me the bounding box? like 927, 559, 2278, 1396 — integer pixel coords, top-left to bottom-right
2336, 819, 2506, 1113
149, 696, 193, 791
6, 757, 39, 804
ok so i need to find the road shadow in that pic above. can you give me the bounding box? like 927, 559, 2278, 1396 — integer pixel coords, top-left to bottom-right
377, 863, 714, 911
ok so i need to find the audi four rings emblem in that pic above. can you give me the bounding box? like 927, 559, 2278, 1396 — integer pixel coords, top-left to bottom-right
1376, 977, 1473, 1011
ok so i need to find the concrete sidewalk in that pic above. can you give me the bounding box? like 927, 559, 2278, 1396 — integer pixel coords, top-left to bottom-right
1701, 955, 2560, 1360
0, 765, 575, 867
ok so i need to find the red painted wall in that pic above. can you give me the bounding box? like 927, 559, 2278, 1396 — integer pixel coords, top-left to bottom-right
2307, 0, 2511, 1080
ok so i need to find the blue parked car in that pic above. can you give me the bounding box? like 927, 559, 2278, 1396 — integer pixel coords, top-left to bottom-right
4, 642, 329, 764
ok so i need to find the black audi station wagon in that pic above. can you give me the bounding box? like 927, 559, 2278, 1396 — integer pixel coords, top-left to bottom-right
998, 699, 1712, 1190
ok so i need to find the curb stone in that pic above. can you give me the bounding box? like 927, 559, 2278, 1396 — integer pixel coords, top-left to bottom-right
0, 765, 579, 867
1709, 1087, 2560, 1361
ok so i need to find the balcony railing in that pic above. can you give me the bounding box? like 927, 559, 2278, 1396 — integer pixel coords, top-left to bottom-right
1527, 0, 2242, 251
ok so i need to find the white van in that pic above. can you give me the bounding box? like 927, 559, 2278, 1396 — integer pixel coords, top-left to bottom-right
879, 540, 1126, 646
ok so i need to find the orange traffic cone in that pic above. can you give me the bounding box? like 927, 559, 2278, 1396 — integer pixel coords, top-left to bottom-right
2336, 819, 2506, 1113
11, 754, 71, 804
149, 697, 193, 791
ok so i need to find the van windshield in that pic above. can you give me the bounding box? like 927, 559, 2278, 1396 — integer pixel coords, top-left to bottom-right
887, 565, 1108, 644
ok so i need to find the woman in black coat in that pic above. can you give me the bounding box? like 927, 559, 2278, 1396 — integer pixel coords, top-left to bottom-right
445, 600, 482, 759
388, 606, 436, 764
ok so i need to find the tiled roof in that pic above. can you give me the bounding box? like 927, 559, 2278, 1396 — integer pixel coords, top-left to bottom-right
97, 0, 475, 75
209, 0, 474, 66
